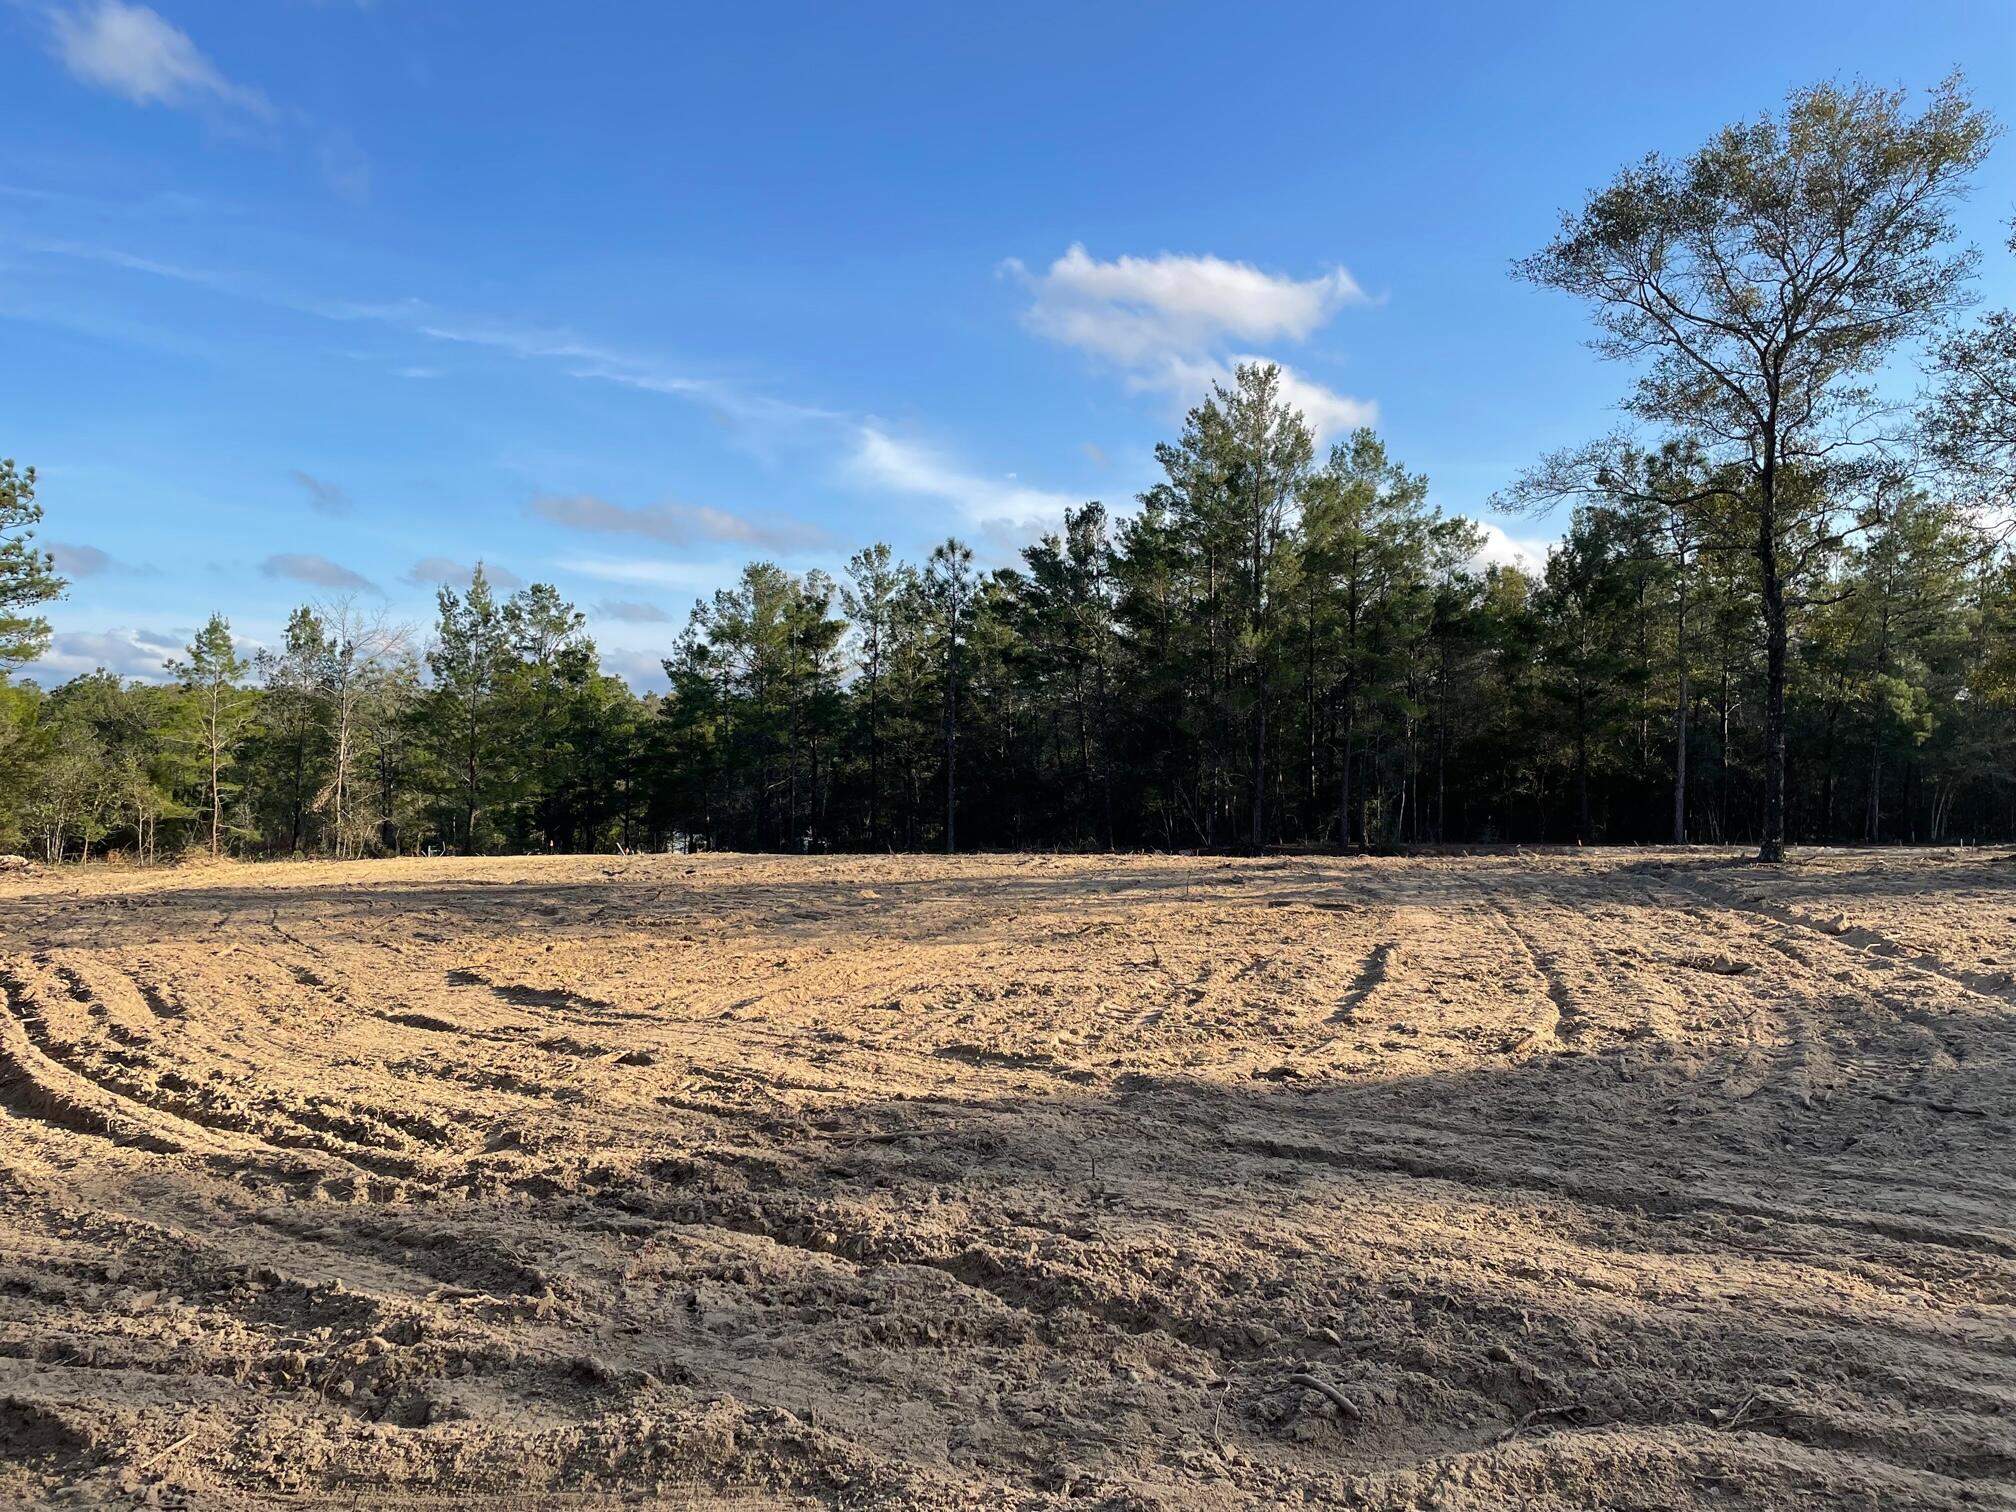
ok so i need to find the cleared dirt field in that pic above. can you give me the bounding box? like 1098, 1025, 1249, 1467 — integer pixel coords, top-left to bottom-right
2, 848, 2014, 1509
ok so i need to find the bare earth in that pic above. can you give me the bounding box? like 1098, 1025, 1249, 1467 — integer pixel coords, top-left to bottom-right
2, 849, 2014, 1509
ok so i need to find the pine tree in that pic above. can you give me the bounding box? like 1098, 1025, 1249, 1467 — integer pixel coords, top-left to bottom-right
426, 567, 515, 851
1516, 77, 1993, 859
165, 615, 257, 858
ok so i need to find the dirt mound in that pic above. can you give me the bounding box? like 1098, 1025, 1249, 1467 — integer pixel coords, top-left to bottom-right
1, 848, 2011, 1508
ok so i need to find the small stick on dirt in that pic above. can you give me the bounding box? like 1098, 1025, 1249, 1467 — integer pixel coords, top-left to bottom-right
137, 1431, 196, 1471
1717, 1391, 1759, 1432
1282, 1371, 1362, 1420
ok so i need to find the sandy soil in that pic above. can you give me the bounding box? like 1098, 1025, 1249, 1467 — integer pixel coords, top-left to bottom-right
1, 847, 2013, 1509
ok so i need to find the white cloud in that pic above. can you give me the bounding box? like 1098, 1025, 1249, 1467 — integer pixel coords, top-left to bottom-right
22, 626, 184, 683
1261, 359, 1380, 439
1019, 243, 1364, 366
556, 557, 725, 589
598, 647, 671, 692
50, 1, 273, 117
1153, 352, 1380, 439
1473, 521, 1553, 574
850, 426, 1080, 530
1011, 243, 1377, 441
47, 5, 369, 202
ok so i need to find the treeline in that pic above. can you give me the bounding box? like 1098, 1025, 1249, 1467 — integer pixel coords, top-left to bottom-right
0, 577, 649, 862
651, 397, 2016, 851
5, 76, 2016, 861
3, 365, 2014, 860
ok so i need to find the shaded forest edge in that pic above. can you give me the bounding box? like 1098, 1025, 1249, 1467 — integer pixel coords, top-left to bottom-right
5, 76, 2016, 861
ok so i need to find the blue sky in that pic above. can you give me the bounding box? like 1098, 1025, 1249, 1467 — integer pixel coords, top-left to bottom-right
4, 1, 2014, 689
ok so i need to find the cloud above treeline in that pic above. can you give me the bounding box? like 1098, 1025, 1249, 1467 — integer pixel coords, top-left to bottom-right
25, 625, 184, 682
1021, 243, 1364, 364
594, 647, 673, 694
1473, 521, 1555, 574
556, 557, 718, 590
260, 552, 378, 592
1007, 243, 1378, 440
46, 541, 114, 577
530, 492, 831, 552
847, 427, 1080, 530
401, 557, 525, 591
594, 600, 673, 623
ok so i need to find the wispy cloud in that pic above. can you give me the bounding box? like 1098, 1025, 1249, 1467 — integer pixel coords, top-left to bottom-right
402, 557, 525, 590
594, 599, 673, 624
44, 2, 369, 202
43, 540, 157, 579
260, 552, 377, 592
411, 315, 840, 441
10, 236, 246, 293
557, 556, 724, 589
49, 1, 274, 117
0, 182, 215, 219
317, 128, 371, 205
12, 239, 1087, 535
531, 492, 830, 552
288, 469, 350, 517
1008, 243, 1377, 440
46, 541, 113, 577
849, 426, 1081, 530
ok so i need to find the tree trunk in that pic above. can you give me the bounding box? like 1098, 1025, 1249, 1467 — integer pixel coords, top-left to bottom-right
333, 699, 351, 859
1575, 684, 1592, 846
1435, 640, 1449, 843
867, 674, 881, 850
1756, 478, 1788, 863
1303, 606, 1318, 830
1336, 684, 1356, 847
943, 648, 958, 853
1250, 702, 1266, 850
1673, 576, 1689, 845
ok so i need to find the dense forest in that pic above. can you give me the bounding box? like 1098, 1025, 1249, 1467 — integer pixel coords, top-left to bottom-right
4, 78, 2015, 862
